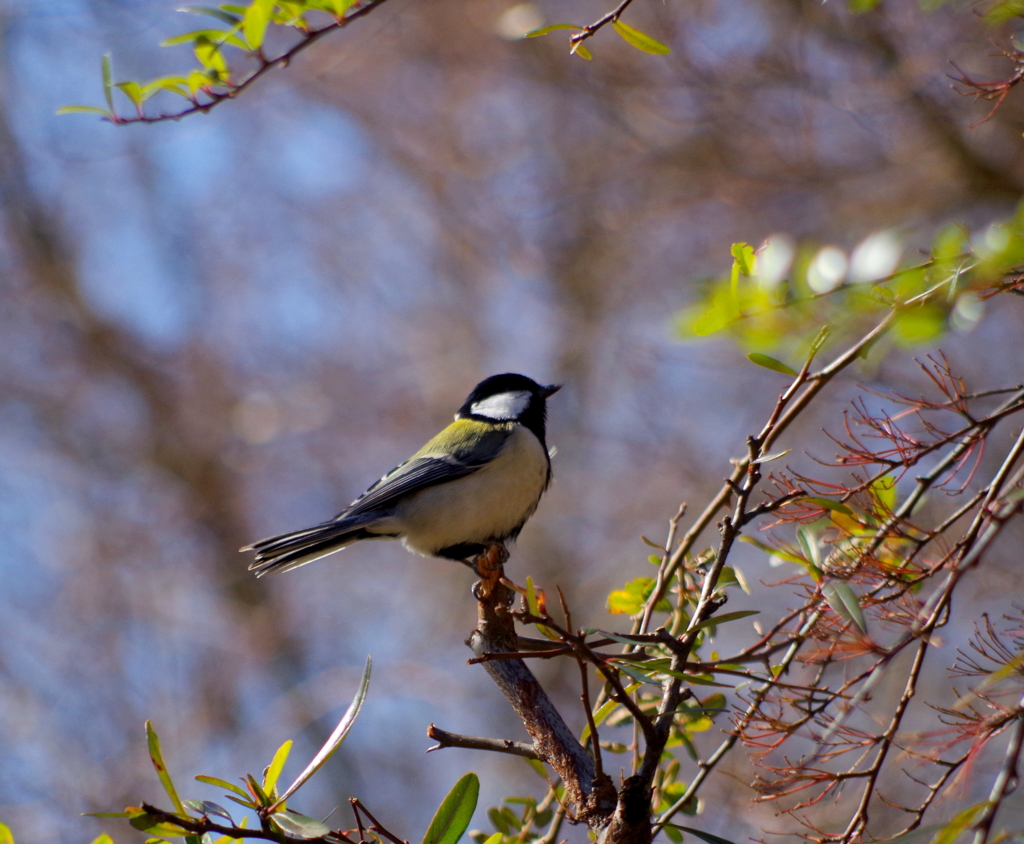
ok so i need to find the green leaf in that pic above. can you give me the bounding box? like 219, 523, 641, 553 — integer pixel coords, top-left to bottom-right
90, 836, 115, 844
613, 661, 663, 687
184, 800, 233, 822
185, 70, 214, 95
822, 582, 868, 634
730, 242, 756, 276
870, 475, 897, 512
583, 629, 652, 645
524, 23, 582, 37
687, 610, 760, 634
194, 35, 229, 77
55, 105, 112, 117
146, 721, 186, 815
194, 775, 249, 798
803, 497, 853, 516
525, 576, 540, 616
128, 814, 188, 837
670, 826, 739, 844
751, 448, 791, 464
892, 304, 946, 347
270, 655, 371, 810
881, 826, 946, 844
178, 5, 243, 24
933, 802, 994, 844
607, 577, 670, 615
115, 81, 143, 108
612, 20, 671, 54
738, 535, 807, 566
245, 773, 270, 806
580, 683, 642, 743
796, 526, 823, 581
690, 312, 729, 336
747, 353, 797, 377
263, 739, 292, 794
422, 773, 480, 844
572, 43, 592, 60
270, 811, 331, 839
101, 54, 114, 114
482, 834, 502, 844
243, 0, 274, 50
0, 823, 12, 844
161, 29, 248, 49
140, 76, 191, 99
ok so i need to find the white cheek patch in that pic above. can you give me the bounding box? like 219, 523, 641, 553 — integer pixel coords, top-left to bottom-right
471, 390, 531, 420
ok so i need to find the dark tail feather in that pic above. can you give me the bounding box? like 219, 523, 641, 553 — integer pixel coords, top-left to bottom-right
242, 517, 383, 576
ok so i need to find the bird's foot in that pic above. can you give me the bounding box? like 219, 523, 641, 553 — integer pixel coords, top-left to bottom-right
470, 543, 509, 601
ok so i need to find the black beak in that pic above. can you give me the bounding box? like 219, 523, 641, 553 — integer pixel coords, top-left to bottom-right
542, 384, 562, 399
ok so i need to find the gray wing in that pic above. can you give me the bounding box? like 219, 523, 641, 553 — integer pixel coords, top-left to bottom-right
335, 437, 507, 519
337, 456, 481, 517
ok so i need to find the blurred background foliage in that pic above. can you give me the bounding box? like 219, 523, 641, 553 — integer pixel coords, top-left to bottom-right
3, 0, 1024, 841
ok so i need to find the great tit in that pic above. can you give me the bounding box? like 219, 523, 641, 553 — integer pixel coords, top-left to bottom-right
243, 373, 561, 576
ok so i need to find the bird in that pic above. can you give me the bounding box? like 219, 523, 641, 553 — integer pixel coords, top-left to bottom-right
243, 373, 561, 577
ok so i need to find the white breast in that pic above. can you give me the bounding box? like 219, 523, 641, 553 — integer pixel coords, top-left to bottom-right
396, 426, 549, 556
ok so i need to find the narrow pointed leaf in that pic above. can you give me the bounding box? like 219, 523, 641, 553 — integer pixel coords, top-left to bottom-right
584, 629, 652, 645
670, 826, 739, 844
245, 773, 269, 806
56, 105, 112, 117
738, 535, 805, 565
525, 23, 582, 37
933, 802, 993, 844
128, 813, 188, 836
115, 81, 143, 108
270, 811, 332, 839
101, 54, 114, 114
525, 576, 540, 616
571, 43, 592, 59
146, 721, 186, 815
270, 655, 371, 810
747, 353, 798, 376
687, 610, 760, 634
178, 5, 243, 24
263, 739, 292, 794
580, 683, 642, 743
243, 0, 274, 50
804, 497, 853, 515
184, 800, 233, 822
822, 582, 868, 634
161, 29, 248, 49
614, 661, 662, 687
751, 449, 791, 464
422, 773, 480, 844
612, 19, 670, 54
194, 775, 249, 798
